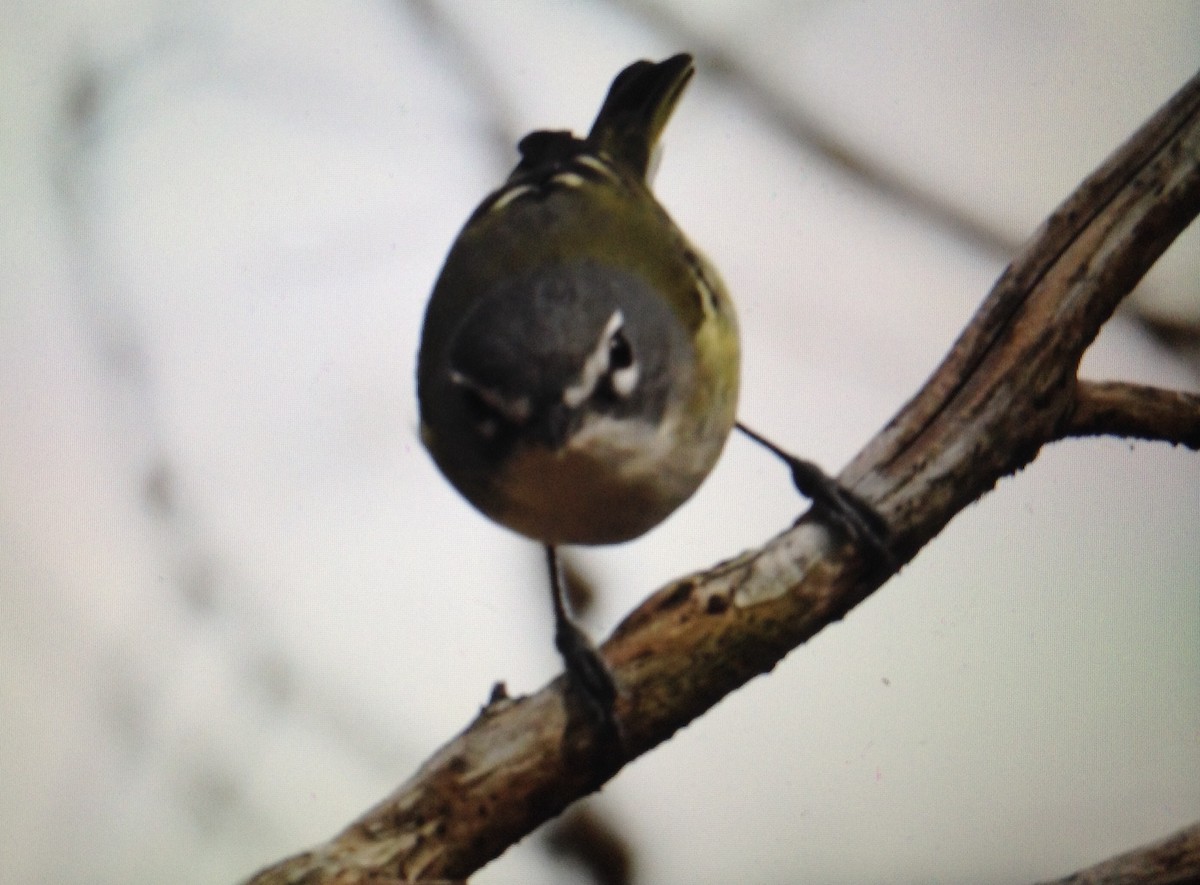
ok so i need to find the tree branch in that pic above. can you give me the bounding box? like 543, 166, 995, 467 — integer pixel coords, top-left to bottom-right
1036, 821, 1200, 885
1060, 380, 1200, 448
242, 69, 1200, 884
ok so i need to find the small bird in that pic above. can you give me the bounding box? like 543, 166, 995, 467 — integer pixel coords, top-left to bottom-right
417, 53, 888, 721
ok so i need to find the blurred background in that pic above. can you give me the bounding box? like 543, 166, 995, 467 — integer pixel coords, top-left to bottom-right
2, 2, 1198, 883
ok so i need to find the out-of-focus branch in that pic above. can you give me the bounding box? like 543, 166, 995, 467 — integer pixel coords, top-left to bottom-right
242, 69, 1200, 885
1036, 821, 1200, 885
544, 806, 634, 885
614, 0, 1021, 258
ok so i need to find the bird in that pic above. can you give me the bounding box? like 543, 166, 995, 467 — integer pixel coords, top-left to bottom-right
417, 53, 888, 723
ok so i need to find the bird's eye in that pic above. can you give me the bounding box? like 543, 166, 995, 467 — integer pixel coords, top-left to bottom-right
450, 370, 531, 440
461, 386, 498, 422
454, 387, 503, 441
563, 311, 639, 408
608, 330, 633, 370
604, 330, 639, 399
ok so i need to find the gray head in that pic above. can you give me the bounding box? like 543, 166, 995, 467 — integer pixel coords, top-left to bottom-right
437, 261, 692, 459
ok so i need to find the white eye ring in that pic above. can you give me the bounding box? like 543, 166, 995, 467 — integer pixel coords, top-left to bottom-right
609, 362, 639, 398
563, 310, 625, 408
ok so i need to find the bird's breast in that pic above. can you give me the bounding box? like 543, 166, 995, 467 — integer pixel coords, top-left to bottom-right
485, 412, 719, 545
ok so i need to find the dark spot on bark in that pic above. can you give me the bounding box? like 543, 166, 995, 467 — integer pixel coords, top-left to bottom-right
657, 580, 695, 610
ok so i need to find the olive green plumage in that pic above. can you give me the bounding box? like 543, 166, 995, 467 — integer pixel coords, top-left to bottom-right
417, 53, 739, 545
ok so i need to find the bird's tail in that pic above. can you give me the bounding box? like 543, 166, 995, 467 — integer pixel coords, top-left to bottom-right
586, 53, 695, 180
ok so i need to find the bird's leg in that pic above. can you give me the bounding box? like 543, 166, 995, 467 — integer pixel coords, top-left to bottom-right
736, 422, 893, 566
546, 545, 618, 721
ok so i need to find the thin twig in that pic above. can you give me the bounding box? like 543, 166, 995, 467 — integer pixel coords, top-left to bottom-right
1062, 380, 1200, 448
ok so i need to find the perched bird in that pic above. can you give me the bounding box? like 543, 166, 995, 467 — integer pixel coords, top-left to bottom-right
417, 53, 888, 720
